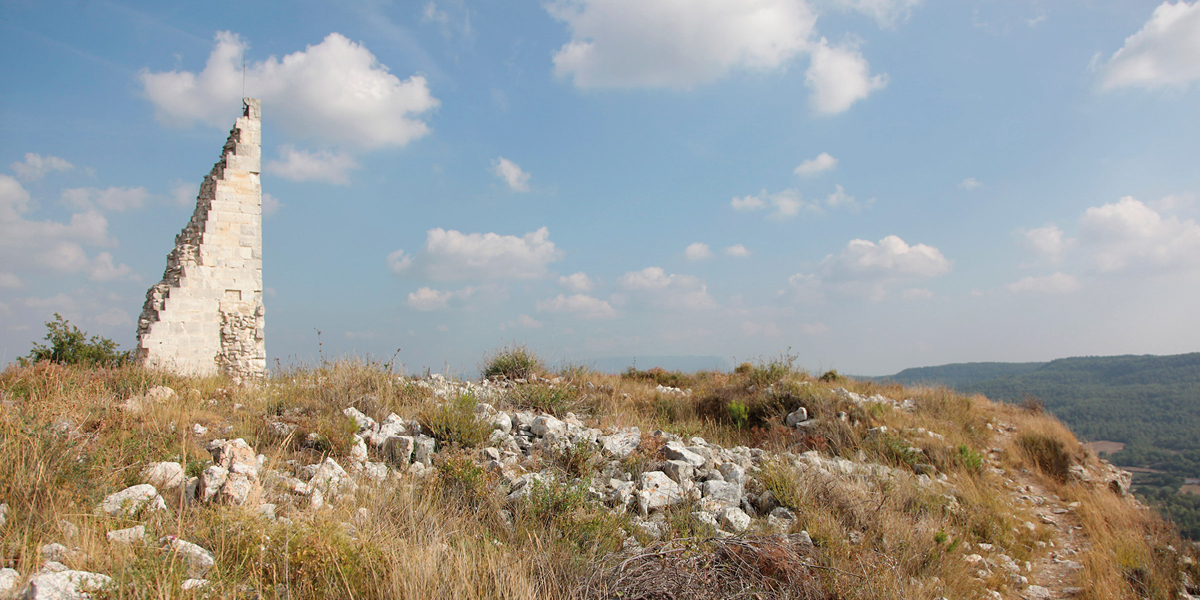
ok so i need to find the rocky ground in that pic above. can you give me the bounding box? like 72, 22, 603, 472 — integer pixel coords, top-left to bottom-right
1, 365, 1197, 599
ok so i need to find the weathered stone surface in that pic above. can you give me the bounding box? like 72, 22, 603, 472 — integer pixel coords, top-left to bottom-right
19, 568, 113, 599
700, 480, 742, 510
141, 462, 186, 491
180, 579, 210, 591
663, 460, 694, 484
531, 415, 566, 438
135, 98, 265, 380
637, 471, 683, 515
40, 543, 70, 562
162, 537, 215, 578
664, 441, 705, 468
343, 407, 375, 432
784, 407, 809, 427
414, 436, 436, 466
383, 435, 415, 465
96, 485, 166, 517
106, 525, 145, 544
767, 507, 796, 533
0, 568, 19, 596
717, 463, 746, 486
719, 506, 751, 533
599, 431, 641, 458
309, 457, 358, 498
199, 466, 229, 503
199, 439, 263, 506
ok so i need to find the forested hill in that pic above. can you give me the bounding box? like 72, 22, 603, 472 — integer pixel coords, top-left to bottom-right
875, 353, 1200, 451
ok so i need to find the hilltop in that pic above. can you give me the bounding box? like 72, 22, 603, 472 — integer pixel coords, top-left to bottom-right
0, 352, 1197, 599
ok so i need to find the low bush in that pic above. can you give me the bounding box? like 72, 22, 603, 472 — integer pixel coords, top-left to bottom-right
510, 384, 582, 415
20, 313, 130, 367
1018, 432, 1073, 482
420, 394, 493, 449
481, 344, 544, 380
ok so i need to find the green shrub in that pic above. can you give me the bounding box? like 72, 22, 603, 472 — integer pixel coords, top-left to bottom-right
510, 384, 581, 415
556, 440, 599, 478
759, 461, 804, 510
437, 453, 495, 508
20, 313, 130, 367
955, 444, 983, 474
420, 394, 493, 449
481, 344, 544, 380
818, 369, 842, 383
726, 400, 749, 429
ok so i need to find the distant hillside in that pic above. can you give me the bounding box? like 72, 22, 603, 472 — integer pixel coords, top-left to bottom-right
876, 353, 1200, 453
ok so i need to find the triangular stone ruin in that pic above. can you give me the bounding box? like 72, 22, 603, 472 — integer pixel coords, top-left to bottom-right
135, 98, 266, 379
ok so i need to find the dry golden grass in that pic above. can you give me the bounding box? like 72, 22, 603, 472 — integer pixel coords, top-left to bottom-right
0, 356, 1193, 600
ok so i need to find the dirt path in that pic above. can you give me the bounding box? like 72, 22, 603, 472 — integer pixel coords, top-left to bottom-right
991, 426, 1088, 599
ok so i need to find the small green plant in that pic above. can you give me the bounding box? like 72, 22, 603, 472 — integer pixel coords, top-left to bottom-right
934, 529, 948, 544
20, 313, 130, 367
746, 349, 800, 386
726, 399, 749, 429
510, 384, 581, 415
437, 453, 494, 507
869, 433, 922, 467
955, 444, 983, 474
481, 344, 544, 380
818, 369, 842, 383
420, 393, 493, 449
759, 461, 804, 510
556, 440, 599, 478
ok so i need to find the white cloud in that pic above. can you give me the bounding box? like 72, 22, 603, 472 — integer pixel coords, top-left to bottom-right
503, 314, 544, 330
11, 153, 73, 181
389, 227, 563, 281
0, 272, 20, 288
1100, 1, 1200, 90
559, 272, 595, 292
0, 175, 125, 282
1080, 196, 1200, 272
740, 321, 782, 337
490, 157, 531, 192
536, 293, 619, 319
407, 286, 477, 311
266, 146, 359, 184
1006, 273, 1081, 295
831, 0, 922, 28
92, 308, 132, 328
617, 267, 718, 310
141, 32, 439, 150
724, 244, 751, 257
824, 184, 867, 211
684, 242, 713, 260
60, 187, 148, 211
422, 2, 450, 24
805, 37, 887, 114
546, 0, 816, 89
960, 177, 983, 189
262, 192, 283, 216
901, 287, 934, 299
1020, 225, 1073, 263
731, 189, 816, 219
794, 152, 837, 177
822, 235, 951, 281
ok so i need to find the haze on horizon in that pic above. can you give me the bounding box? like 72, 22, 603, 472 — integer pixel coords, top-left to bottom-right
1, 0, 1198, 376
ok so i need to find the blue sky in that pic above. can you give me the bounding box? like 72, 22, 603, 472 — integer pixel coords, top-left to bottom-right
2, 0, 1199, 375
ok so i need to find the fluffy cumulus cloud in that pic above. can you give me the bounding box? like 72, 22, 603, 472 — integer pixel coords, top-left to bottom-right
61, 187, 148, 212
407, 286, 477, 311
787, 235, 950, 301
684, 242, 713, 260
1006, 273, 1081, 295
537, 293, 619, 319
616, 267, 718, 310
490, 157, 531, 192
733, 185, 865, 219
724, 244, 751, 257
11, 153, 73, 181
1020, 225, 1073, 263
794, 152, 837, 177
806, 37, 888, 114
1100, 1, 1200, 90
266, 146, 359, 185
0, 175, 132, 282
389, 227, 563, 281
141, 32, 439, 150
1079, 196, 1200, 272
546, 0, 816, 89
559, 272, 594, 293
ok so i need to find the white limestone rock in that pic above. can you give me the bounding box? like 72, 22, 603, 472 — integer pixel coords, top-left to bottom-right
0, 568, 19, 597
162, 537, 215, 578
180, 579, 210, 591
141, 462, 186, 494
106, 525, 145, 545
700, 480, 742, 510
719, 506, 751, 533
383, 436, 415, 465
531, 415, 567, 438
19, 568, 113, 599
96, 484, 166, 518
663, 460, 694, 484
784, 407, 809, 427
309, 457, 358, 498
414, 436, 436, 466
637, 471, 683, 515
343, 407, 376, 432
664, 441, 705, 468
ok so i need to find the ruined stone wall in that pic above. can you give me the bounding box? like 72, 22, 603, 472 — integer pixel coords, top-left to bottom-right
135, 98, 265, 379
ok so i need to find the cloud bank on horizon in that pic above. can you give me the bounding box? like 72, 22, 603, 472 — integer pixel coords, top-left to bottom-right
1, 0, 1199, 375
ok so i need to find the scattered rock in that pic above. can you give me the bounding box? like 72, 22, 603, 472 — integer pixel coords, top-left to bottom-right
106, 525, 145, 544
784, 407, 809, 427
0, 568, 19, 597
664, 441, 705, 468
719, 506, 751, 533
180, 578, 210, 591
599, 431, 640, 458
96, 484, 166, 518
637, 471, 683, 515
39, 543, 71, 562
19, 568, 112, 599
162, 537, 215, 578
